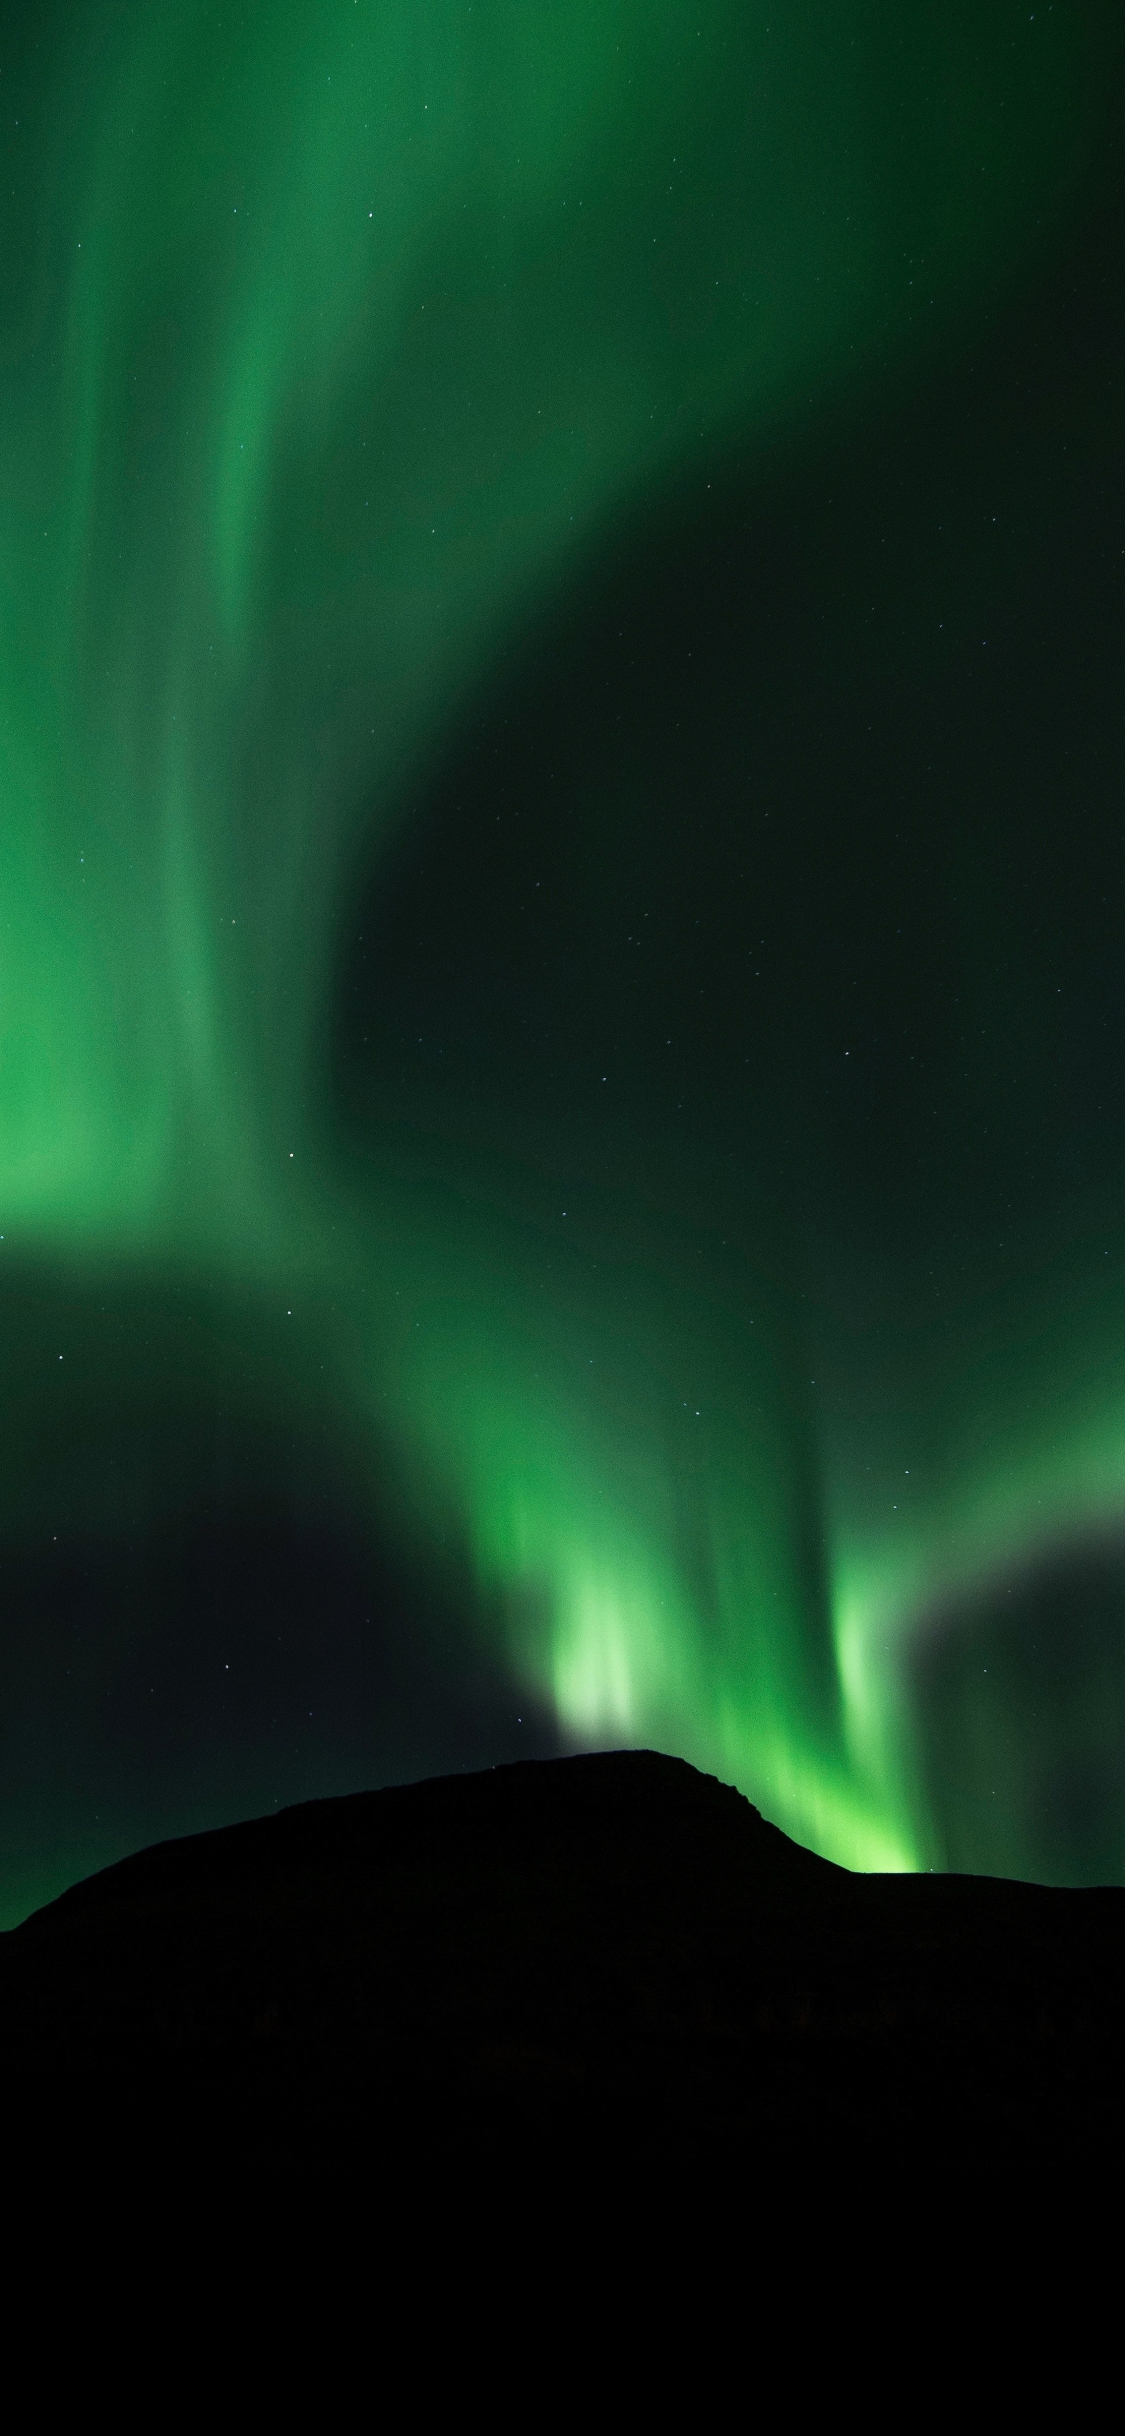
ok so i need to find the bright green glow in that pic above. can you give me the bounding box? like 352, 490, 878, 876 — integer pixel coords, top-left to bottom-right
0, 1, 1120, 1895
364, 1220, 919, 1869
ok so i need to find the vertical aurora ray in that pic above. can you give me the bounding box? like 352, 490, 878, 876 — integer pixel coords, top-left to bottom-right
0, 0, 1123, 1914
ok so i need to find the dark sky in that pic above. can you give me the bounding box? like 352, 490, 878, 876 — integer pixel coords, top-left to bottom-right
0, 1, 1123, 1917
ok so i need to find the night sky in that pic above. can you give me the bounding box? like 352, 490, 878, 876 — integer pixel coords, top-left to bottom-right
0, 0, 1123, 1922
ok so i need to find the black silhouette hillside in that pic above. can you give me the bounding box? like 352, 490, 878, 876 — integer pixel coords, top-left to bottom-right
2, 1749, 1123, 2204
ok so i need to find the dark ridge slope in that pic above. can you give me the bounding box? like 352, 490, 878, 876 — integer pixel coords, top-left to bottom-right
2, 1749, 1123, 2200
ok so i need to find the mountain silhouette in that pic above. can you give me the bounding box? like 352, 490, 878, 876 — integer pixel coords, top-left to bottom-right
3, 1749, 1122, 2224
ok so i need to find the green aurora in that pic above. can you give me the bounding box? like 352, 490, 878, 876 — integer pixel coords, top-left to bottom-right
1, 0, 1124, 1919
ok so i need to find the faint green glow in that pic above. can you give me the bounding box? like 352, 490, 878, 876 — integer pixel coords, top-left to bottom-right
0, 0, 1119, 1889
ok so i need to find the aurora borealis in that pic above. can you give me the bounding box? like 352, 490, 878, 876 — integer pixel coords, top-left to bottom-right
1, 0, 1123, 1922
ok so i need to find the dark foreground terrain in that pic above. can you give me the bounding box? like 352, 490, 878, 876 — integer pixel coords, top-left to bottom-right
3, 1750, 1123, 2215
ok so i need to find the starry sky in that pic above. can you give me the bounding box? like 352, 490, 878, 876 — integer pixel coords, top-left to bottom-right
0, 0, 1123, 1921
